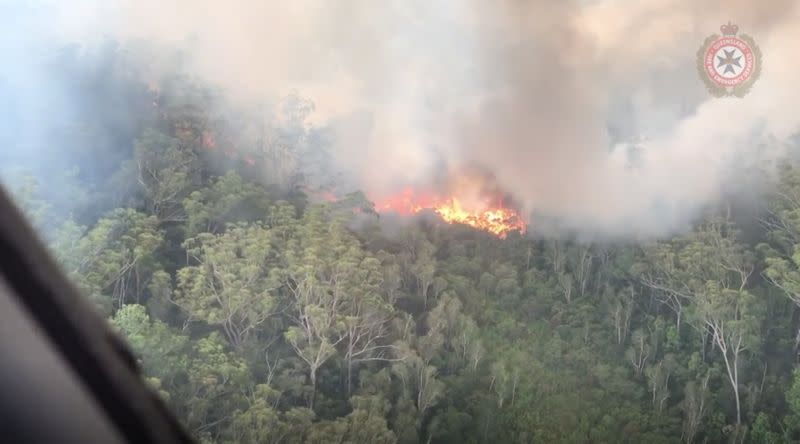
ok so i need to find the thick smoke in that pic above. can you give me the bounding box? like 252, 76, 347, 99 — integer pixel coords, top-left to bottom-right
11, 0, 800, 238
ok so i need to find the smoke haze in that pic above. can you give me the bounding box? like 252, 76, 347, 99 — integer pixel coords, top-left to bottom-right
6, 0, 800, 238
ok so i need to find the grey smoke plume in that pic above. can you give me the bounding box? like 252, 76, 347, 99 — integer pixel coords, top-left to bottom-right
14, 0, 800, 238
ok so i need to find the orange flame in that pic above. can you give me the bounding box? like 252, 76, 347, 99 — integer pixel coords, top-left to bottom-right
374, 187, 525, 238
201, 130, 256, 166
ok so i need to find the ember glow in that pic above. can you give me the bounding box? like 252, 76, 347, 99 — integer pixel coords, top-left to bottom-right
374, 187, 525, 238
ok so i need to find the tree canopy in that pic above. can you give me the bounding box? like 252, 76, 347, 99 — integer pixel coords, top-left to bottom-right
6, 47, 800, 444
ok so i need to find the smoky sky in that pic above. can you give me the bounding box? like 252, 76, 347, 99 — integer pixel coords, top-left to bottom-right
6, 0, 800, 239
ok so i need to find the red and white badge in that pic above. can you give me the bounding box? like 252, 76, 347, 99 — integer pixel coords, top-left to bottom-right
697, 22, 762, 98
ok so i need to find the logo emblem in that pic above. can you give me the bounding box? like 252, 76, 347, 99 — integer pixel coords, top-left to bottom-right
697, 22, 762, 97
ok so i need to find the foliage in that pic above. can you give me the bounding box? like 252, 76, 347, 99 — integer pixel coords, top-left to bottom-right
8, 61, 800, 443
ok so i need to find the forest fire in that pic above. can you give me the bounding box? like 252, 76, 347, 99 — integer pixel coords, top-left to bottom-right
374, 186, 525, 238
200, 124, 523, 238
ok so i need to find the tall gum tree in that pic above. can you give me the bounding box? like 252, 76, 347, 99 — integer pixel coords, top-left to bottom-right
281, 204, 379, 408
175, 222, 281, 349
639, 219, 759, 429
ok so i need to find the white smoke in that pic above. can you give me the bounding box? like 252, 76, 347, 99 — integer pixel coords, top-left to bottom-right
14, 0, 800, 238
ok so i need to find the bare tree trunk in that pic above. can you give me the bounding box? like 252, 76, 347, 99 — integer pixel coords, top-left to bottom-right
309, 368, 317, 410
733, 350, 741, 425
346, 359, 353, 395
715, 333, 742, 425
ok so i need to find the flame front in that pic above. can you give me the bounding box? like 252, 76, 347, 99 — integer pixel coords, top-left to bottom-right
375, 187, 525, 238
199, 126, 524, 237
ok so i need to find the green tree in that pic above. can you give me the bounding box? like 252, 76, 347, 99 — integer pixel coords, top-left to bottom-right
111, 304, 189, 386
52, 208, 164, 313
281, 203, 400, 407
183, 171, 273, 237
643, 220, 759, 429
680, 372, 711, 444
183, 332, 251, 439
175, 223, 281, 348
784, 368, 800, 439
133, 128, 199, 222
390, 345, 444, 439
750, 412, 781, 444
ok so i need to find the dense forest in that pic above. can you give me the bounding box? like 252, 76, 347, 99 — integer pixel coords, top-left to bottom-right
5, 47, 800, 444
